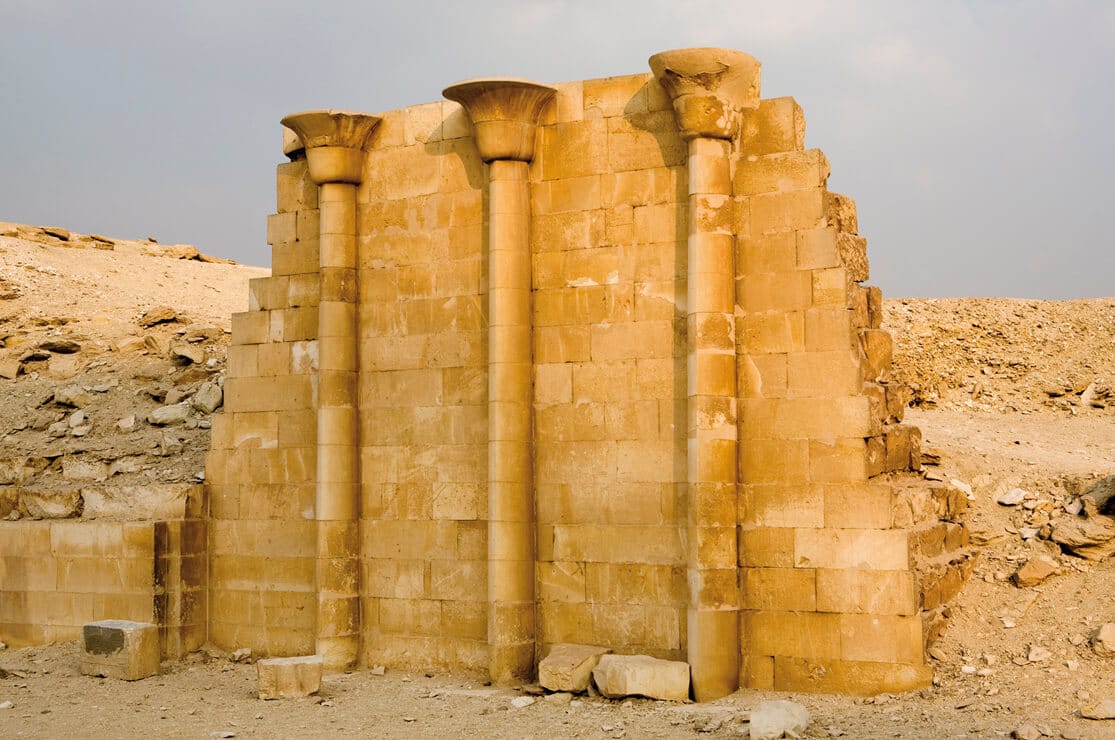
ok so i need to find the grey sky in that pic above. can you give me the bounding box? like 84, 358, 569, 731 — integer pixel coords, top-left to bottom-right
2, 1, 1112, 298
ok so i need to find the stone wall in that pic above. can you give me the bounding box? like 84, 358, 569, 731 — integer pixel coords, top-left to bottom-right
0, 517, 205, 657
205, 154, 321, 657
206, 47, 973, 699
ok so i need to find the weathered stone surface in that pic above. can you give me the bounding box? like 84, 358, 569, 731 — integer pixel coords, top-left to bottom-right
1050, 514, 1115, 560
539, 643, 611, 693
1092, 623, 1115, 657
171, 342, 205, 364
19, 487, 82, 518
591, 654, 689, 701
41, 226, 70, 241
54, 385, 93, 408
81, 483, 193, 520
1080, 699, 1115, 720
749, 700, 810, 740
0, 357, 21, 379
62, 458, 109, 482
1012, 555, 1057, 587
80, 620, 160, 680
137, 306, 179, 327
148, 403, 190, 426
257, 655, 323, 700
192, 381, 223, 413
997, 488, 1028, 506
39, 337, 81, 354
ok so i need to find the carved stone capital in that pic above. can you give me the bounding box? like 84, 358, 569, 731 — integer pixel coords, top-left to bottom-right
442, 78, 556, 163
648, 48, 762, 140
279, 110, 382, 184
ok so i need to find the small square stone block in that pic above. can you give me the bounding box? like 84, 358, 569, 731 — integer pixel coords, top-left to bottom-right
80, 620, 160, 681
257, 655, 323, 700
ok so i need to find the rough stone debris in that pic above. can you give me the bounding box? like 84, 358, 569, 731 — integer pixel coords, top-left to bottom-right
256, 655, 323, 700
591, 655, 690, 701
80, 620, 160, 681
538, 643, 611, 693
1091, 623, 1115, 657
748, 700, 810, 740
1012, 555, 1058, 587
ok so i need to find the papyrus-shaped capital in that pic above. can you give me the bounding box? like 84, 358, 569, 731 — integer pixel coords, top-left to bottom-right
280, 110, 382, 184
649, 48, 762, 140
442, 78, 556, 163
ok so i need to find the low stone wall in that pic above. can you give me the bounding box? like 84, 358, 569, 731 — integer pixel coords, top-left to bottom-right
0, 511, 206, 657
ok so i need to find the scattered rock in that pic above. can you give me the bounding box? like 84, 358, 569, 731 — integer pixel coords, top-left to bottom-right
171, 342, 205, 365
230, 648, 252, 664
370, 665, 385, 676
1092, 623, 1115, 657
148, 404, 190, 426
591, 654, 689, 702
510, 696, 535, 709
1027, 645, 1052, 663
997, 488, 1028, 506
1011, 725, 1041, 740
544, 692, 573, 705
113, 336, 147, 353
138, 306, 180, 327
54, 385, 93, 408
0, 357, 22, 379
1080, 700, 1115, 720
0, 700, 13, 710
42, 226, 70, 241
749, 700, 811, 740
141, 244, 200, 260
1012, 555, 1058, 587
116, 414, 137, 432
1050, 514, 1115, 560
192, 381, 223, 413
539, 643, 611, 693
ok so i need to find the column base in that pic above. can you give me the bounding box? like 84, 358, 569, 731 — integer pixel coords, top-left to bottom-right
688, 607, 740, 701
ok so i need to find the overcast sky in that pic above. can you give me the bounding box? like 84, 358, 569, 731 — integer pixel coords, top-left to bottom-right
2, 1, 1112, 298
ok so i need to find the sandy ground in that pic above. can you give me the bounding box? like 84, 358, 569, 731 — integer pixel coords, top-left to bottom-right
2, 228, 1115, 737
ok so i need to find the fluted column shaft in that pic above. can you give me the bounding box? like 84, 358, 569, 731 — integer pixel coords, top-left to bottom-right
487, 158, 535, 682
685, 136, 740, 701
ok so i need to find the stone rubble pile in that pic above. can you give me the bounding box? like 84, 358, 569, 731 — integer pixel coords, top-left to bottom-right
884, 297, 1115, 414
0, 297, 229, 520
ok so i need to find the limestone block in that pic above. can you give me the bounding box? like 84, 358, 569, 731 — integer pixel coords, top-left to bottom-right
257, 655, 323, 700
825, 192, 859, 234
735, 149, 829, 195
866, 286, 884, 329
837, 232, 869, 283
267, 212, 298, 247
740, 97, 805, 156
80, 620, 160, 680
885, 424, 921, 472
591, 654, 689, 701
859, 329, 893, 382
539, 643, 611, 693
885, 383, 910, 423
